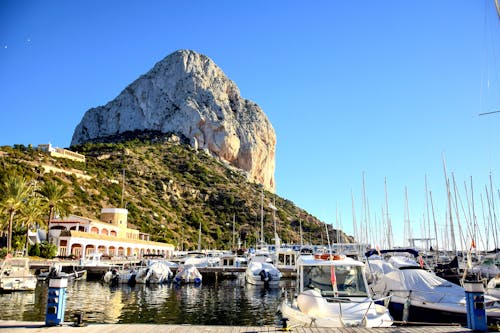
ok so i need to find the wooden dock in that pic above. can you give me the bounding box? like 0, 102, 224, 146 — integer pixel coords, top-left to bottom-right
0, 321, 473, 333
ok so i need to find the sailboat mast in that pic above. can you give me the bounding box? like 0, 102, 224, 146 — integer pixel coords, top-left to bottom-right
362, 172, 368, 245
425, 175, 431, 245
121, 168, 125, 208
429, 191, 439, 264
198, 221, 202, 251
384, 177, 393, 249
442, 154, 457, 252
232, 213, 236, 250
489, 173, 498, 250
273, 197, 277, 246
404, 186, 411, 247
260, 188, 264, 246
351, 192, 358, 242
299, 219, 303, 247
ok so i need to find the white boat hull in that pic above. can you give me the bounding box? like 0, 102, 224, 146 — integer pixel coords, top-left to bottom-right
280, 290, 393, 328
245, 261, 281, 286
0, 276, 37, 291
174, 265, 202, 284
0, 258, 37, 292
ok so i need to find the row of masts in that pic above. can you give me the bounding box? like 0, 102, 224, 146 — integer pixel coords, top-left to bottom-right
351, 156, 499, 254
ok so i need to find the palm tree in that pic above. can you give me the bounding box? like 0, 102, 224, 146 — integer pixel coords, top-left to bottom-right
20, 196, 44, 256
0, 175, 32, 252
38, 180, 70, 243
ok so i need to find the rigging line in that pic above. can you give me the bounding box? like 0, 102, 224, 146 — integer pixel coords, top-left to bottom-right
479, 109, 500, 115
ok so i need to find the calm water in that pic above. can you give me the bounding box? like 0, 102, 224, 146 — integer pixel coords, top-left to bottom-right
0, 277, 295, 325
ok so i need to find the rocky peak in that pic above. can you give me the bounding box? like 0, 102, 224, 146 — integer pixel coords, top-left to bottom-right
71, 50, 276, 191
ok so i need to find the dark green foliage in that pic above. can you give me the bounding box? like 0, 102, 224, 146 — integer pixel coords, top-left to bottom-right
39, 241, 57, 259
0, 137, 352, 250
29, 243, 41, 257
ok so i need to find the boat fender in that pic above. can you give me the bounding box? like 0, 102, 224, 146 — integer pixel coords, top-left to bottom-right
297, 289, 329, 317
194, 277, 202, 284
103, 271, 112, 283
259, 269, 269, 282
128, 274, 136, 286
111, 274, 119, 287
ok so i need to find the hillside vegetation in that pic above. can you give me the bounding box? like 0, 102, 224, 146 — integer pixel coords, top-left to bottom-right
0, 134, 352, 250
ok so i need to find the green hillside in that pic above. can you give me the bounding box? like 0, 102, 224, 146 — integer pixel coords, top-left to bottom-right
0, 133, 352, 251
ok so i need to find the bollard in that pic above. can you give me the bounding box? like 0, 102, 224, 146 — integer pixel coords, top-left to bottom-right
45, 277, 68, 326
464, 281, 488, 332
73, 311, 85, 327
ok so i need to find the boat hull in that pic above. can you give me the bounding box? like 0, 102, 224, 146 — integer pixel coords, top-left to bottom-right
387, 300, 500, 326
280, 296, 393, 328
0, 276, 37, 291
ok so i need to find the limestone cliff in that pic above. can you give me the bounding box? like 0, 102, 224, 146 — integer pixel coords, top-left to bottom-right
71, 50, 275, 191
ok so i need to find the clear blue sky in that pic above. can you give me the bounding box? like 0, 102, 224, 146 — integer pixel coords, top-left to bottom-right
1, 1, 499, 250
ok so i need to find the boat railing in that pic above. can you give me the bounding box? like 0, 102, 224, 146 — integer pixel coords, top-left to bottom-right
361, 295, 392, 325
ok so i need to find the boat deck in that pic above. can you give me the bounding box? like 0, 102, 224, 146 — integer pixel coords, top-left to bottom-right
0, 321, 473, 333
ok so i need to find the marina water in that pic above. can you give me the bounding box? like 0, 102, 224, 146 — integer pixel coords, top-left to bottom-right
0, 278, 295, 325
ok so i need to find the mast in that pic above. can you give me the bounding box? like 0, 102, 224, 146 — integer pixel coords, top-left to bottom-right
489, 173, 498, 250
404, 186, 411, 247
384, 177, 393, 249
335, 204, 340, 244
442, 154, 457, 252
425, 175, 431, 245
299, 219, 303, 247
351, 191, 358, 242
197, 221, 202, 251
451, 173, 467, 253
260, 188, 264, 246
429, 191, 439, 264
362, 172, 368, 245
121, 168, 126, 208
232, 213, 236, 250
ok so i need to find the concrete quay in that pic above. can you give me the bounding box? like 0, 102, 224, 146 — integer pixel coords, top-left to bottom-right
0, 321, 473, 333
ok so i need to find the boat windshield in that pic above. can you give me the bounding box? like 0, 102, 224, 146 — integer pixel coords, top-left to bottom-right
302, 264, 368, 297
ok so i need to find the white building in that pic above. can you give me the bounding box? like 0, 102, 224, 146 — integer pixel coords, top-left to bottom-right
49, 208, 174, 259
38, 143, 86, 163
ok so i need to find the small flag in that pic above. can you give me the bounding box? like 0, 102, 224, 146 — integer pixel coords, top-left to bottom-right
330, 265, 336, 285
471, 239, 476, 249
418, 256, 424, 268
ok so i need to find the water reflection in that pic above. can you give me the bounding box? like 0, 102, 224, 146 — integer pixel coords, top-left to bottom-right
0, 279, 295, 325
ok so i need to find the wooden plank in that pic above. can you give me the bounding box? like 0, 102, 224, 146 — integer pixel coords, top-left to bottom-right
0, 321, 473, 333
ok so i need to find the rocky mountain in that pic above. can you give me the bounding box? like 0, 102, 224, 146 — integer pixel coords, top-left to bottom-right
71, 50, 275, 191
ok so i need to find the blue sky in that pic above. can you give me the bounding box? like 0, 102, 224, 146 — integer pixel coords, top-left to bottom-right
1, 1, 499, 250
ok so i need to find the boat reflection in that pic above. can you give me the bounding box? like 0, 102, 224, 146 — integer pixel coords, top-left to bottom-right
0, 278, 295, 325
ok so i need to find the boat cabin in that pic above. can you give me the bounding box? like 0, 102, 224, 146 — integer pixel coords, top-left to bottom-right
298, 255, 369, 297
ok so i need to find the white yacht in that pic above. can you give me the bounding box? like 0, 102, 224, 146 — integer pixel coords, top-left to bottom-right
0, 257, 37, 291
174, 264, 202, 284
280, 254, 393, 328
245, 255, 281, 286
366, 249, 500, 326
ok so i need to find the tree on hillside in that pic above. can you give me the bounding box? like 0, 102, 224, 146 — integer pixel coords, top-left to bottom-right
38, 180, 70, 243
0, 175, 32, 252
20, 196, 44, 255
